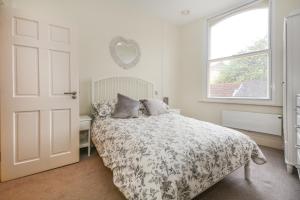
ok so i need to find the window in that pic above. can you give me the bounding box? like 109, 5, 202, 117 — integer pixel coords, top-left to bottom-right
206, 0, 271, 100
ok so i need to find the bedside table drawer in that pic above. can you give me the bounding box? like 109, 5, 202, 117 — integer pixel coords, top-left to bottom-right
80, 120, 91, 131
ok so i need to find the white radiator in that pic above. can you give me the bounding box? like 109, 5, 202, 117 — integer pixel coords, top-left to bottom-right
222, 111, 282, 136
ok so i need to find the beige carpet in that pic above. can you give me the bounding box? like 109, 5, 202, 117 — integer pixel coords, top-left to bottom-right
0, 146, 299, 200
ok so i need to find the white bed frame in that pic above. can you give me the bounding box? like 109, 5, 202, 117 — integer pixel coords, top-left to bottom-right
90, 76, 251, 181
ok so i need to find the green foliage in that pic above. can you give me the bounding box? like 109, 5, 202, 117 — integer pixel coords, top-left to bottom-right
214, 37, 268, 84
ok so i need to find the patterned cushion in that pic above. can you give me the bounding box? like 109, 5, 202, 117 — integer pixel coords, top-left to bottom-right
91, 99, 117, 118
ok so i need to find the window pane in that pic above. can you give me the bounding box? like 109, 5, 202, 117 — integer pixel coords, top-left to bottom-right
208, 53, 269, 98
209, 7, 269, 59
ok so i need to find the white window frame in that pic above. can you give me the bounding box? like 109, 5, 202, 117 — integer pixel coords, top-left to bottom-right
201, 0, 276, 105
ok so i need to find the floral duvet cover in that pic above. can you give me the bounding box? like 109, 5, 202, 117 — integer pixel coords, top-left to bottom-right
91, 113, 266, 200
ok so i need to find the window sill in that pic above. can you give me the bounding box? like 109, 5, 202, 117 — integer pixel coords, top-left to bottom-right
199, 97, 281, 107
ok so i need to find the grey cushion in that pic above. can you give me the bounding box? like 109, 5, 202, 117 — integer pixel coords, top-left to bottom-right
140, 99, 168, 116
112, 94, 140, 118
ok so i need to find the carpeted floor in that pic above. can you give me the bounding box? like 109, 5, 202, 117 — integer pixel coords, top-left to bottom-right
0, 146, 299, 200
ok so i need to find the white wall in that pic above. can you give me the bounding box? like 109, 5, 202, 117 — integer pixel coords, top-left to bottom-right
8, 0, 180, 114
4, 0, 300, 150
177, 0, 300, 149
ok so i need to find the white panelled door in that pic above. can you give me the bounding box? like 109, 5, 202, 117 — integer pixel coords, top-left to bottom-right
0, 9, 79, 181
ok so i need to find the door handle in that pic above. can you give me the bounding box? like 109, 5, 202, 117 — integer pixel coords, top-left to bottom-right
64, 91, 77, 99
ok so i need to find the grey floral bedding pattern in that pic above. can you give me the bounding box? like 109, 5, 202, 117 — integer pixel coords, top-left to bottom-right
91, 113, 266, 200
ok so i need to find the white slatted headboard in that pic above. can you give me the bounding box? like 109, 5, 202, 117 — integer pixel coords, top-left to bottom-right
91, 77, 154, 103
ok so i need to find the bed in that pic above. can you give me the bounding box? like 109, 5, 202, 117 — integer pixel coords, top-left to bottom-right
90, 77, 266, 200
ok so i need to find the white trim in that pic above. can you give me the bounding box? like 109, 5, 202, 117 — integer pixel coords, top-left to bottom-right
202, 19, 209, 103
286, 9, 300, 18
206, 0, 265, 21
202, 0, 275, 105
198, 97, 278, 106
208, 49, 269, 63
269, 0, 275, 104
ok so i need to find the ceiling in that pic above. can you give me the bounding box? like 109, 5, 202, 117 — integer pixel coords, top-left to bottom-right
127, 0, 249, 25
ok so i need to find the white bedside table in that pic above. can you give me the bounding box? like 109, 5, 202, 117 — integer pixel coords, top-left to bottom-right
80, 115, 92, 156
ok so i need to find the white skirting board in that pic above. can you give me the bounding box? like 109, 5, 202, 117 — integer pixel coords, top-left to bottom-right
222, 111, 282, 136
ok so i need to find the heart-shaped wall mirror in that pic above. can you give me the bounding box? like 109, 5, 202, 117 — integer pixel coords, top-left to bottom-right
110, 36, 141, 69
